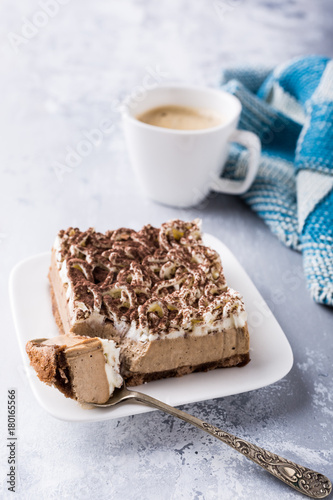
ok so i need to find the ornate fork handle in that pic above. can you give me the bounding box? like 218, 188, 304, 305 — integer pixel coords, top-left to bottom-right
128, 390, 332, 499
200, 422, 331, 499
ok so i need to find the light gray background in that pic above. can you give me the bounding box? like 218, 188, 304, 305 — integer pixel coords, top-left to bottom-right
1, 1, 333, 499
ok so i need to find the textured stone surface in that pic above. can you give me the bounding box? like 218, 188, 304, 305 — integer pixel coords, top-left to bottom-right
1, 0, 333, 498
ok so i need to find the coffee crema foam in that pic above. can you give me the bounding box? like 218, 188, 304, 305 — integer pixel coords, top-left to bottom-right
136, 105, 224, 131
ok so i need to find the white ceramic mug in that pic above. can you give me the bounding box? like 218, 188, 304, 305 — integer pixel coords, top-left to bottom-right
122, 85, 261, 208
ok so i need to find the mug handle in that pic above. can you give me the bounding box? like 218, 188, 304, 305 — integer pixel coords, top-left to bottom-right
210, 130, 261, 195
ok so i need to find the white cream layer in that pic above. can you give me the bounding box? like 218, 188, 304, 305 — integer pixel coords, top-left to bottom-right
100, 339, 123, 396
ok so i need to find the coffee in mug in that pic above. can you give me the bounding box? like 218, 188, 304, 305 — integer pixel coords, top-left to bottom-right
136, 105, 224, 131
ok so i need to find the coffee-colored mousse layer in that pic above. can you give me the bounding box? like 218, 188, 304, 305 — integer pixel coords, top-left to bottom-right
124, 353, 250, 386
26, 336, 111, 404
49, 260, 250, 387
120, 327, 249, 385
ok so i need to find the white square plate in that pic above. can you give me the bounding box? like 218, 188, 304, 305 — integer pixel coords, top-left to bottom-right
9, 233, 293, 422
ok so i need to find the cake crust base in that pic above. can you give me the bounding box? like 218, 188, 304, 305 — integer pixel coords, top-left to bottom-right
26, 340, 73, 398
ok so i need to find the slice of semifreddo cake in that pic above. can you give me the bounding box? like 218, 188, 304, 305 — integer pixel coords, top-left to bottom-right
48, 219, 250, 386
26, 335, 123, 404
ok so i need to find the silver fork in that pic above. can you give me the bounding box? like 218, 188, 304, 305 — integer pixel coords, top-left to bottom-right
93, 385, 332, 499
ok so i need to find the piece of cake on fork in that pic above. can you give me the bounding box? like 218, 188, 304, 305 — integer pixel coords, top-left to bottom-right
26, 335, 123, 404
47, 219, 250, 386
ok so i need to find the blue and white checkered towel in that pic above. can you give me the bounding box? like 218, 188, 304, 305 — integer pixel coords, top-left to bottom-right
221, 55, 333, 306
